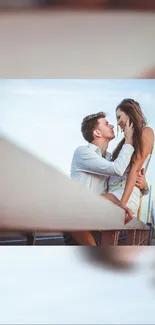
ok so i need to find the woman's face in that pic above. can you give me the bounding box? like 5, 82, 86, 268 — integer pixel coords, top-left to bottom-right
116, 108, 129, 131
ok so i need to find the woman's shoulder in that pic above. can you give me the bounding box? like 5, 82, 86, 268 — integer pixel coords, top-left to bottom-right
141, 126, 154, 155
142, 126, 154, 138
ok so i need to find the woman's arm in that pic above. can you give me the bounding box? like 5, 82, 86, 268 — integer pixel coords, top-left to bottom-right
121, 127, 154, 206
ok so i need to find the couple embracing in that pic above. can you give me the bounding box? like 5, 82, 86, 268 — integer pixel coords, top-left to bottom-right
64, 98, 154, 246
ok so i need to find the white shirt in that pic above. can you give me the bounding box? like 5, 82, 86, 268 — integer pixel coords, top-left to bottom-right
70, 143, 134, 195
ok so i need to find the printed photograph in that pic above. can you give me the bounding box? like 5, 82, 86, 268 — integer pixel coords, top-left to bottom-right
0, 79, 154, 246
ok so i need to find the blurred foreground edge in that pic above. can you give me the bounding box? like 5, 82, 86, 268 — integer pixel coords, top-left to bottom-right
0, 0, 155, 10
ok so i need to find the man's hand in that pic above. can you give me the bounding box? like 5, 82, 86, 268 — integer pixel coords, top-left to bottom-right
135, 168, 148, 190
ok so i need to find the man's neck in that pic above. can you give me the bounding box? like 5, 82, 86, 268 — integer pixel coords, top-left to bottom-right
92, 139, 109, 157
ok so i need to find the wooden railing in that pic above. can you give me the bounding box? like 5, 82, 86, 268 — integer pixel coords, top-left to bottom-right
101, 229, 150, 246
0, 223, 151, 246
0, 137, 152, 246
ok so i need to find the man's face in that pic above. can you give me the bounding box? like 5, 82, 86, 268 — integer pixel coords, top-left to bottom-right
94, 117, 115, 140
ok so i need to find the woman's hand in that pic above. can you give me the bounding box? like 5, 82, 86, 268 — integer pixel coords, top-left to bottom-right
120, 202, 134, 224
124, 119, 134, 146
101, 193, 134, 225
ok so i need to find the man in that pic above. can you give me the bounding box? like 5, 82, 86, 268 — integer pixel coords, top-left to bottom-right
64, 112, 149, 246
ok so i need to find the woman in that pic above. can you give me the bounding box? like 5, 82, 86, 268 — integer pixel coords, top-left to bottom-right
107, 98, 154, 217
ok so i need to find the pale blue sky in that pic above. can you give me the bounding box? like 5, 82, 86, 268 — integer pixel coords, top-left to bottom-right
0, 79, 155, 223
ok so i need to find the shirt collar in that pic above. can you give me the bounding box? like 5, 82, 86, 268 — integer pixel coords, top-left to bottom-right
88, 143, 111, 160
87, 143, 102, 156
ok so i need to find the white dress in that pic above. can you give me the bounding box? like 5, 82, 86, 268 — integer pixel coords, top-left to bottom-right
108, 154, 152, 217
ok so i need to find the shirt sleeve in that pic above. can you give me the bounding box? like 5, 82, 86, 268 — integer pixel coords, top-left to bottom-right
74, 144, 134, 177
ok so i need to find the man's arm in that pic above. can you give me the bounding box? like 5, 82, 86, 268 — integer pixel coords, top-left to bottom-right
74, 143, 134, 177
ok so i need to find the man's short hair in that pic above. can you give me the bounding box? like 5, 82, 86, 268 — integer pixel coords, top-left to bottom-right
81, 112, 106, 143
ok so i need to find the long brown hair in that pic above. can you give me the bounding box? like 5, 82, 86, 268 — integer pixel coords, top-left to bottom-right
112, 99, 147, 162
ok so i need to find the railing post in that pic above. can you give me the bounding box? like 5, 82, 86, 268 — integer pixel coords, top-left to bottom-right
140, 230, 149, 245
140, 230, 145, 244
25, 232, 36, 245
125, 230, 136, 245
146, 222, 153, 245
101, 230, 119, 246
134, 230, 141, 245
